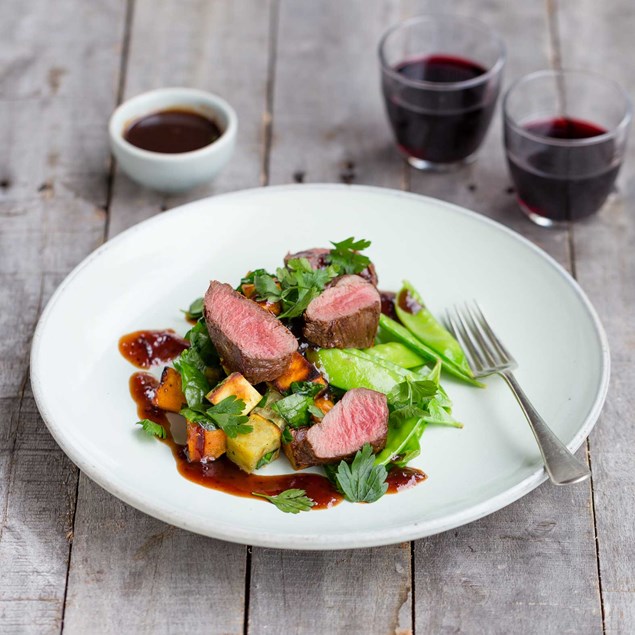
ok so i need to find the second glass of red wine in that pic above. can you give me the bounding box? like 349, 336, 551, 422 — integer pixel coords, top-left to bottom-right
504, 70, 631, 226
379, 14, 505, 171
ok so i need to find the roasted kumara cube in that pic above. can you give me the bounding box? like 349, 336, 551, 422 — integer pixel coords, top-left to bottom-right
206, 372, 261, 414
186, 422, 227, 462
153, 367, 185, 413
313, 394, 334, 416
269, 352, 326, 393
226, 413, 281, 473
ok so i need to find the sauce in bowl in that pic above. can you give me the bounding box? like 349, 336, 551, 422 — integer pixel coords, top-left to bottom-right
124, 108, 222, 154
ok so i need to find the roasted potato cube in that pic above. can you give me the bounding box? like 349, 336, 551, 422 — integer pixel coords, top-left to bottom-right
186, 422, 227, 462
226, 413, 281, 473
270, 352, 326, 393
153, 367, 185, 413
206, 372, 261, 414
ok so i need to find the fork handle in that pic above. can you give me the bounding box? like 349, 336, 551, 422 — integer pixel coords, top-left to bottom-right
499, 371, 591, 485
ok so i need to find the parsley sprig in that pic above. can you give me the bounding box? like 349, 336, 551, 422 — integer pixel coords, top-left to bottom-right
327, 237, 371, 275
252, 489, 315, 513
136, 419, 167, 439
387, 375, 462, 429
253, 258, 339, 319
327, 444, 388, 503
181, 395, 252, 438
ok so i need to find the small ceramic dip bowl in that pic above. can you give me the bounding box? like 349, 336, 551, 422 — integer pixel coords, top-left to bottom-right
109, 87, 237, 192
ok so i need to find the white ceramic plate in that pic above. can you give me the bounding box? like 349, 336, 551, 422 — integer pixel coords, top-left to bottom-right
31, 185, 609, 550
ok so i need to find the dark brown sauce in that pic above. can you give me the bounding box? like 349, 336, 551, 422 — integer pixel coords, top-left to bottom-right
397, 288, 423, 315
130, 372, 168, 427
124, 109, 222, 154
386, 466, 428, 493
124, 327, 427, 509
177, 454, 343, 510
119, 329, 188, 368
379, 290, 398, 320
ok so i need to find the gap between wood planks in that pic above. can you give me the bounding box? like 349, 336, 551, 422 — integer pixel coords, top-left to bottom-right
58, 1, 136, 632
244, 2, 280, 633
546, 0, 605, 631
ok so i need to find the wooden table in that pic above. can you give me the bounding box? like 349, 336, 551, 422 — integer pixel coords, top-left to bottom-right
1, 1, 632, 632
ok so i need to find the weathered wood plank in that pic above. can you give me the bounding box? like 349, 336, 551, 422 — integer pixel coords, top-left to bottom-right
415, 459, 601, 633
267, 0, 405, 188
107, 0, 274, 236
248, 3, 413, 633
398, 1, 602, 632
405, 0, 569, 260
248, 545, 412, 634
0, 0, 125, 630
63, 2, 273, 633
557, 1, 635, 631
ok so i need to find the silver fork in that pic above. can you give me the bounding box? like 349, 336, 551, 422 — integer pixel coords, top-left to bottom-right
445, 302, 591, 486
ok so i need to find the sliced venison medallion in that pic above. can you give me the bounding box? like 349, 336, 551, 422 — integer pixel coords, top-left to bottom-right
204, 281, 298, 384
283, 388, 388, 469
284, 247, 378, 286
303, 275, 381, 349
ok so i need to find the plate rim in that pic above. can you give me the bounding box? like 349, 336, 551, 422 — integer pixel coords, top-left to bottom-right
30, 183, 610, 549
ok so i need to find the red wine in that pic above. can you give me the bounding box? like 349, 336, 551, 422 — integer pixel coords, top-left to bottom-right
382, 55, 499, 164
507, 117, 619, 223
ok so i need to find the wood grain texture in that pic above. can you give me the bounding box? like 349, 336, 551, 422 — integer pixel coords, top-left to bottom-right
107, 0, 274, 236
63, 2, 273, 633
404, 0, 569, 260
0, 0, 125, 630
268, 0, 405, 188
557, 1, 635, 631
248, 3, 413, 633
248, 545, 412, 635
397, 1, 603, 632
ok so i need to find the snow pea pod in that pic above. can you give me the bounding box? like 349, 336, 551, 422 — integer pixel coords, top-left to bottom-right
375, 416, 426, 467
378, 314, 484, 387
396, 281, 474, 379
363, 342, 424, 369
308, 348, 404, 393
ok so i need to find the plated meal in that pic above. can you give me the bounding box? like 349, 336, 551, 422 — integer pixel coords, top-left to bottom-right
120, 238, 481, 513
32, 185, 608, 548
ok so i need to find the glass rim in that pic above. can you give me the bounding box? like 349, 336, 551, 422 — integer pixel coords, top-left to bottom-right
503, 69, 633, 148
378, 14, 506, 91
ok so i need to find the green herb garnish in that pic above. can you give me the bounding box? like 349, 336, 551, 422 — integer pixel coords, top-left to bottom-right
135, 419, 167, 439
252, 489, 315, 513
333, 443, 388, 503
281, 427, 293, 444
182, 297, 204, 321
327, 237, 371, 275
254, 258, 339, 319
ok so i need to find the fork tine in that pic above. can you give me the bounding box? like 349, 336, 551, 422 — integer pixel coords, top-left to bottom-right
450, 306, 487, 372
472, 302, 516, 364
445, 309, 482, 374
462, 303, 498, 367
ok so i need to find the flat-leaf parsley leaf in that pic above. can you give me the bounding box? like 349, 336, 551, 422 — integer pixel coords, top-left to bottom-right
252, 489, 315, 513
136, 419, 167, 439
334, 443, 388, 503
328, 237, 371, 275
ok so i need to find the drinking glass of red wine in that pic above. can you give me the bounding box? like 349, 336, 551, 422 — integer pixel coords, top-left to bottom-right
379, 14, 505, 171
504, 70, 631, 226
